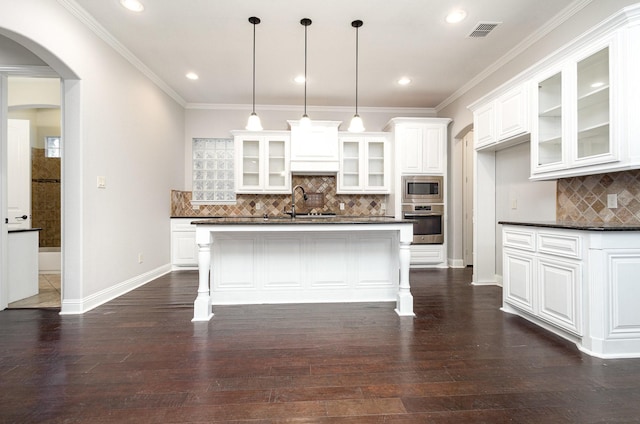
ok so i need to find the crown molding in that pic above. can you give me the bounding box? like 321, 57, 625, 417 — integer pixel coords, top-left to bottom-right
436, 0, 593, 112
57, 0, 186, 107
185, 102, 437, 116
0, 66, 58, 77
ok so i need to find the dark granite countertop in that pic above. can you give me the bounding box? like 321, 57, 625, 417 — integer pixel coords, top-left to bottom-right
499, 220, 640, 231
191, 216, 411, 225
8, 228, 42, 233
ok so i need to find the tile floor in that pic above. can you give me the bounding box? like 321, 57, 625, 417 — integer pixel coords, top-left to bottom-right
8, 274, 61, 309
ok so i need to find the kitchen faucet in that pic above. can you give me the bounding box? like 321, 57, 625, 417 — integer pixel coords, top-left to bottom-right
286, 184, 308, 218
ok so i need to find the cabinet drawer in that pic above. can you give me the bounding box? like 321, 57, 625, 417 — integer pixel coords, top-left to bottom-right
171, 219, 196, 232
538, 232, 582, 259
503, 228, 535, 252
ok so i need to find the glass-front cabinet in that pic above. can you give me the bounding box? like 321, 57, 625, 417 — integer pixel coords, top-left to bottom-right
532, 38, 617, 178
233, 132, 290, 193
338, 134, 389, 193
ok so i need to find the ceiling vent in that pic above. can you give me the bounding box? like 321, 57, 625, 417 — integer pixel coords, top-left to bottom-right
467, 22, 501, 38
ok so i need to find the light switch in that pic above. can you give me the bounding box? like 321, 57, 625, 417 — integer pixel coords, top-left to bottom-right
97, 176, 106, 189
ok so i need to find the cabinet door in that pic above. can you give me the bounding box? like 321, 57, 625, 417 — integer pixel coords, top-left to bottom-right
172, 231, 198, 266
496, 84, 529, 140
573, 46, 613, 166
533, 69, 565, 173
365, 138, 388, 191
399, 125, 424, 173
264, 137, 290, 192
537, 256, 582, 335
422, 126, 445, 174
236, 137, 262, 191
503, 249, 535, 314
474, 103, 495, 149
339, 137, 363, 191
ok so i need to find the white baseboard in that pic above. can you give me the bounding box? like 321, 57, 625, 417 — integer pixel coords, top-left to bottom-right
60, 264, 172, 315
448, 258, 465, 268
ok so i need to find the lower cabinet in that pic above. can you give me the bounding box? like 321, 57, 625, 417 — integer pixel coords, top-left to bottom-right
171, 219, 198, 268
502, 224, 640, 358
410, 244, 446, 268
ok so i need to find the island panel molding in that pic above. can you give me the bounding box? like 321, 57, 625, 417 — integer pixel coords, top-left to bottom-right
192, 218, 415, 321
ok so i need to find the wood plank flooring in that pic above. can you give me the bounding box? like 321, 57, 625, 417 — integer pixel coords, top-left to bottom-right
2, 268, 640, 423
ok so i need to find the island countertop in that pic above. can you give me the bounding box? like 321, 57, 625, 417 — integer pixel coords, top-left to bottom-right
499, 220, 640, 231
191, 216, 412, 225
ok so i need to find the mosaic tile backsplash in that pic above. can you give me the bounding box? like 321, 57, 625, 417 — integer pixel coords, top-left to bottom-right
557, 170, 640, 224
171, 175, 388, 217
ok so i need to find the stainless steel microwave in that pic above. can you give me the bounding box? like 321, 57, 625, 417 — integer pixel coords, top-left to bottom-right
401, 175, 444, 204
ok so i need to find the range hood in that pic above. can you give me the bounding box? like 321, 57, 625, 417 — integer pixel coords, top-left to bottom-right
288, 120, 341, 174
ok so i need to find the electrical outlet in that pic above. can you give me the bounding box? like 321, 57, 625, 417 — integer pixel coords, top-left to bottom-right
138, 253, 143, 264
339, 202, 345, 211
256, 203, 262, 210
97, 176, 106, 189
381, 203, 386, 211
607, 193, 618, 209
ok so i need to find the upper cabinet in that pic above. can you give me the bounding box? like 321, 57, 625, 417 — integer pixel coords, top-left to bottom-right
386, 118, 451, 175
338, 133, 390, 193
531, 38, 617, 179
233, 131, 290, 194
474, 83, 531, 150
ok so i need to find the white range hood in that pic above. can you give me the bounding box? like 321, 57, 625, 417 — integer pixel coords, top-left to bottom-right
288, 120, 341, 174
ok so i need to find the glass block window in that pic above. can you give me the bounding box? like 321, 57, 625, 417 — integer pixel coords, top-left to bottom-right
45, 136, 61, 158
192, 138, 236, 204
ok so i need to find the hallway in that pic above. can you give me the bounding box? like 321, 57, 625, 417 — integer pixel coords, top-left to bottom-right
7, 274, 61, 309
1, 268, 640, 423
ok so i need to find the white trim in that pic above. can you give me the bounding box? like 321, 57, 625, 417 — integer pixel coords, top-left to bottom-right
448, 258, 465, 268
186, 102, 437, 116
57, 0, 186, 107
0, 66, 58, 77
437, 0, 593, 112
60, 264, 171, 314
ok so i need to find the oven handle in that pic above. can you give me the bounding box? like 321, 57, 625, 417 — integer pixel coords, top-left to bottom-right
403, 213, 442, 217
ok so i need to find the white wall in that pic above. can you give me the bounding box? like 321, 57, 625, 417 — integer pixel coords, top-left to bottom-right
439, 0, 640, 266
494, 142, 556, 276
0, 0, 185, 311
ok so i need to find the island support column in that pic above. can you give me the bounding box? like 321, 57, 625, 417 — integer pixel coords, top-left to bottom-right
192, 229, 214, 322
396, 226, 415, 316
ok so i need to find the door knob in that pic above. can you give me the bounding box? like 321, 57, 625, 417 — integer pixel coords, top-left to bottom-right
15, 215, 28, 220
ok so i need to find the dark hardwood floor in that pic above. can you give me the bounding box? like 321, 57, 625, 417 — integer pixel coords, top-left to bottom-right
2, 268, 640, 423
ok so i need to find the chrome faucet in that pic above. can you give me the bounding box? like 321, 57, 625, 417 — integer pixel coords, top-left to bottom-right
286, 184, 308, 218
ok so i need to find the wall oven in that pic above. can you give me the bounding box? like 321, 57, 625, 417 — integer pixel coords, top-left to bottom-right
402, 175, 444, 204
402, 204, 444, 244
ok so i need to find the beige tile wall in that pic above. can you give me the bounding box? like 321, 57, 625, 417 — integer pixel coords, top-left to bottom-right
557, 170, 640, 224
31, 148, 61, 247
171, 175, 388, 217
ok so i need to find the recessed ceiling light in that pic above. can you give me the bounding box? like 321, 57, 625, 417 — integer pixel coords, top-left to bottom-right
446, 9, 467, 24
398, 77, 411, 86
186, 72, 199, 80
120, 0, 144, 12
294, 75, 306, 84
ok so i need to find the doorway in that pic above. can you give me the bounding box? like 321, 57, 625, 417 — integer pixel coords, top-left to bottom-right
6, 77, 62, 308
462, 130, 474, 267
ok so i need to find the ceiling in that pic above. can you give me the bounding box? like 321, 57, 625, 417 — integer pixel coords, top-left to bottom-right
70, 0, 581, 109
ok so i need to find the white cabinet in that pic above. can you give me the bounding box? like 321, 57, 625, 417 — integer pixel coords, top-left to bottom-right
472, 83, 530, 150
171, 219, 198, 268
385, 118, 451, 175
410, 244, 446, 268
502, 226, 583, 336
233, 131, 290, 194
338, 134, 390, 193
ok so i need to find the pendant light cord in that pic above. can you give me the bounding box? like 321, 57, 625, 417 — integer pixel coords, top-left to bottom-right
304, 21, 308, 116
252, 19, 257, 114
354, 24, 359, 116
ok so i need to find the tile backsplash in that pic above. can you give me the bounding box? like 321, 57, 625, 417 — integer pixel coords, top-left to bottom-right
171, 175, 388, 217
557, 170, 640, 224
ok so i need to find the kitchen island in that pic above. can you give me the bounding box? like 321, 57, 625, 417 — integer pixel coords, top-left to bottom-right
191, 216, 414, 321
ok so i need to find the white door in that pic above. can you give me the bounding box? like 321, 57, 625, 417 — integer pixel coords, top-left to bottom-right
7, 119, 31, 230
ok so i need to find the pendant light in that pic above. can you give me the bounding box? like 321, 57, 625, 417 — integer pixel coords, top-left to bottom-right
300, 18, 312, 129
348, 19, 365, 132
246, 16, 263, 131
